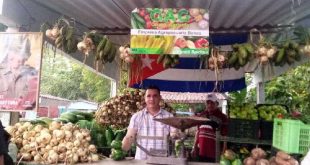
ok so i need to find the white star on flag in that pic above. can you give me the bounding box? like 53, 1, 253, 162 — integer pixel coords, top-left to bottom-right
141, 55, 155, 70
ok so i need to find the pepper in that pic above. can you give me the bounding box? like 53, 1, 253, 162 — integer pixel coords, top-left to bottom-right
194, 38, 209, 48
110, 148, 126, 161
111, 140, 122, 150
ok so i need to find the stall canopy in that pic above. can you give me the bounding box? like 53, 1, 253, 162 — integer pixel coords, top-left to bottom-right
1, 0, 310, 91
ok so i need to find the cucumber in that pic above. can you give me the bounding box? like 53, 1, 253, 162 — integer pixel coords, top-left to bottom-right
132, 13, 146, 26
131, 17, 139, 29
105, 127, 114, 147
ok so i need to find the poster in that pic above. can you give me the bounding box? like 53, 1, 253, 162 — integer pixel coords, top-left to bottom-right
0, 32, 43, 111
130, 8, 209, 55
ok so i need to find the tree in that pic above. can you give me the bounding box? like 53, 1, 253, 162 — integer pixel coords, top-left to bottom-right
40, 45, 111, 102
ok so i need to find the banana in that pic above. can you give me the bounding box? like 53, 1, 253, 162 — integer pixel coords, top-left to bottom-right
145, 36, 155, 48
130, 36, 138, 48
238, 45, 248, 59
163, 36, 174, 54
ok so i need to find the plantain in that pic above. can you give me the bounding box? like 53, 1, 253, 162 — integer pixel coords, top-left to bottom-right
55, 35, 63, 46
157, 54, 166, 64
66, 26, 74, 40
163, 55, 173, 68
102, 39, 112, 57
97, 37, 107, 54
238, 52, 246, 66
244, 43, 254, 54
238, 45, 248, 59
275, 48, 285, 64
107, 46, 116, 62
228, 52, 238, 65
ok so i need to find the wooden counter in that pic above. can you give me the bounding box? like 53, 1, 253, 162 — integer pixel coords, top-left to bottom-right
77, 158, 219, 165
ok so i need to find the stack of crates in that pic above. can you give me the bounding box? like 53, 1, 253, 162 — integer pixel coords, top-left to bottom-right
272, 118, 310, 155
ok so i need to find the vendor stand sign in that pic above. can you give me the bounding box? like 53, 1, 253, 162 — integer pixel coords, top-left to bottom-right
130, 8, 209, 55
0, 33, 43, 111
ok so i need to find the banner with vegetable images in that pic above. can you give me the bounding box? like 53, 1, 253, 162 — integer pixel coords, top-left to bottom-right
130, 8, 209, 55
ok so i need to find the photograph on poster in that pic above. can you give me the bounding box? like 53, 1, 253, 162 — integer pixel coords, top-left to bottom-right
0, 33, 42, 111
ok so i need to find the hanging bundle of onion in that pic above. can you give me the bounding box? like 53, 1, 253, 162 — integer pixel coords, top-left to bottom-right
119, 45, 134, 63
95, 89, 175, 129
6, 121, 100, 164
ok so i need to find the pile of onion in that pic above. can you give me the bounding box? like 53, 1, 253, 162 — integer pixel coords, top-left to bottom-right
95, 89, 175, 129
77, 37, 95, 56
256, 45, 277, 65
45, 26, 60, 41
6, 121, 100, 164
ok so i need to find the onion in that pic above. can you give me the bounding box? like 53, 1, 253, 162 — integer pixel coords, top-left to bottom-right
77, 41, 87, 51
88, 144, 97, 153
91, 154, 99, 162
45, 29, 53, 38
198, 20, 209, 29
51, 27, 60, 37
243, 157, 256, 165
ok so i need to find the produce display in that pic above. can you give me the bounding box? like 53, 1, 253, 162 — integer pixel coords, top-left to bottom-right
228, 43, 254, 70
229, 103, 258, 120
241, 148, 299, 165
43, 18, 78, 54
95, 89, 175, 128
220, 149, 242, 165
5, 121, 100, 164
257, 105, 288, 121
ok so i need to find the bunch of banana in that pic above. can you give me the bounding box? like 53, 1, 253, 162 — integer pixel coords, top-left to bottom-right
45, 23, 78, 54
131, 35, 175, 54
273, 40, 301, 66
228, 43, 254, 70
157, 54, 180, 68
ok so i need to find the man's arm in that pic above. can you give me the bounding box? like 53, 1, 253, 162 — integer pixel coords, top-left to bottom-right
0, 155, 4, 165
122, 128, 136, 151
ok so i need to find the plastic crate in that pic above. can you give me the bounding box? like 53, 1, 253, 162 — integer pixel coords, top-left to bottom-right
272, 118, 310, 155
260, 120, 273, 140
299, 124, 310, 155
228, 119, 260, 139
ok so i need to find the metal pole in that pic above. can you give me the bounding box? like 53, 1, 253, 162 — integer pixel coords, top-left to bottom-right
215, 129, 220, 162
256, 82, 265, 104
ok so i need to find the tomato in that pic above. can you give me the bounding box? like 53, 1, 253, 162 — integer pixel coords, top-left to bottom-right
194, 38, 209, 48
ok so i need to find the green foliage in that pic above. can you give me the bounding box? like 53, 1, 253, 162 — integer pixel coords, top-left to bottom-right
170, 103, 190, 112
40, 45, 111, 102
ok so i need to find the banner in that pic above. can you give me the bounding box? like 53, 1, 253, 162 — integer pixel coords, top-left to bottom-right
130, 8, 209, 55
0, 32, 43, 111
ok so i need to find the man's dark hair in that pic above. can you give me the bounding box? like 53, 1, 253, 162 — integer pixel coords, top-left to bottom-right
146, 85, 161, 95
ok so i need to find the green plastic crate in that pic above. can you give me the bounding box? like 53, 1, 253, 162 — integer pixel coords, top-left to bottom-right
272, 119, 301, 154
299, 124, 310, 155
272, 119, 310, 155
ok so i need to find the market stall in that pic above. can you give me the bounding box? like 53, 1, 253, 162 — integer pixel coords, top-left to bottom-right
1, 0, 310, 165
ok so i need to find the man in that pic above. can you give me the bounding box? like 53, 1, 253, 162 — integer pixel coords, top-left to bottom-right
191, 93, 228, 162
0, 35, 38, 110
122, 85, 178, 160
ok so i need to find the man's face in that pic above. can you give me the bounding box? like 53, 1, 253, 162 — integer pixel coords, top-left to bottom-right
8, 51, 26, 70
145, 89, 161, 109
206, 100, 216, 111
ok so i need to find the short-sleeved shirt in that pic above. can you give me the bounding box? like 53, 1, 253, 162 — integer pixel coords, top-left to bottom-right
196, 109, 228, 159
128, 108, 175, 160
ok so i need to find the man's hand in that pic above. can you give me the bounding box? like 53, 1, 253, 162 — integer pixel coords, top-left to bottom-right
191, 147, 198, 158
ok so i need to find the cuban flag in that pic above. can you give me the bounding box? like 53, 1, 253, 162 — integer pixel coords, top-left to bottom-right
129, 54, 246, 92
